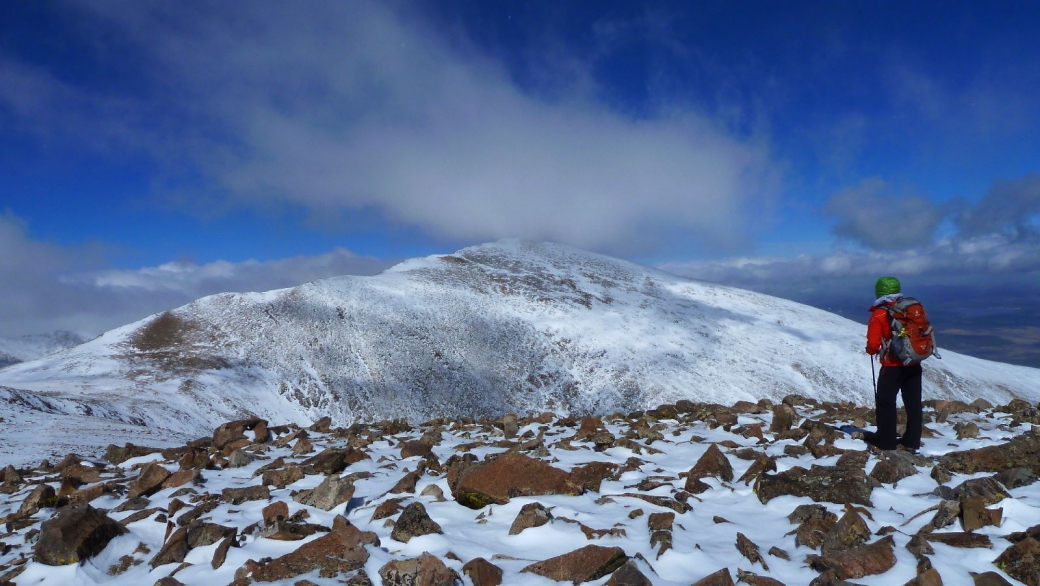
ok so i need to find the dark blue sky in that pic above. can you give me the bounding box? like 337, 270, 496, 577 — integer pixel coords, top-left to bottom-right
1, 1, 1038, 366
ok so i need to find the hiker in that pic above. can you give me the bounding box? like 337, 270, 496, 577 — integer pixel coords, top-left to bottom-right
863, 276, 923, 451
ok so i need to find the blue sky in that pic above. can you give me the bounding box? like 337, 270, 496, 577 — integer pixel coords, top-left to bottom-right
1, 1, 1039, 366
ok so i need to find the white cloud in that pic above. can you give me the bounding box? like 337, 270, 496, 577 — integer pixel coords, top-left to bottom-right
0, 212, 392, 337
2, 1, 779, 255
823, 178, 949, 250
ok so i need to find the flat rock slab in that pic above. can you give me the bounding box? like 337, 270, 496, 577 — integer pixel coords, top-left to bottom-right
521, 545, 628, 583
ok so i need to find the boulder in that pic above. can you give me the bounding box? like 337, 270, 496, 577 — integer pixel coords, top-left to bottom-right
390, 502, 442, 543
127, 462, 171, 499
808, 535, 897, 580
521, 545, 627, 583
509, 502, 553, 535
604, 559, 654, 585
222, 485, 271, 504
938, 433, 1040, 475
294, 474, 355, 511
15, 484, 57, 518
452, 452, 583, 509
994, 537, 1040, 585
462, 557, 503, 586
822, 510, 871, 554
691, 568, 736, 586
236, 521, 371, 582
380, 552, 458, 586
755, 464, 877, 506
34, 505, 126, 566
686, 443, 734, 483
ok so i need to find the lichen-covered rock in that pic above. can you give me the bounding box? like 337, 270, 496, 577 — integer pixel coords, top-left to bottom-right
994, 537, 1040, 585
755, 464, 877, 506
379, 552, 458, 586
452, 452, 583, 509
34, 504, 126, 566
390, 502, 442, 543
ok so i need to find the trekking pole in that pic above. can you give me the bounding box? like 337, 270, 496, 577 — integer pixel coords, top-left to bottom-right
871, 354, 877, 400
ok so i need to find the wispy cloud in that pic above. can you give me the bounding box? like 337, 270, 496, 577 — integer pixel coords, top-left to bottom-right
0, 212, 391, 337
823, 178, 952, 250
0, 1, 779, 255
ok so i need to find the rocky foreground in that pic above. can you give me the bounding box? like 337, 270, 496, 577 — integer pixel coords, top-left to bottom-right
3, 396, 1040, 585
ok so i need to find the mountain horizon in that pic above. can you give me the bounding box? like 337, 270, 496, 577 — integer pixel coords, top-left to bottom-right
1, 240, 1037, 459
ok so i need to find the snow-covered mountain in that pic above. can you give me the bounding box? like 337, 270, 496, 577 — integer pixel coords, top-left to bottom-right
1, 240, 1037, 445
0, 330, 90, 368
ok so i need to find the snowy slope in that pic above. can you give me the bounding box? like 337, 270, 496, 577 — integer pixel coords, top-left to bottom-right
0, 330, 89, 367
0, 240, 1037, 447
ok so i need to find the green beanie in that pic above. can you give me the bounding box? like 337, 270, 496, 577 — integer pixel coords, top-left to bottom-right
875, 276, 901, 298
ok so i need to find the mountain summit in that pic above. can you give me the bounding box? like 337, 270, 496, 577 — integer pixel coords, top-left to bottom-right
1, 240, 1037, 443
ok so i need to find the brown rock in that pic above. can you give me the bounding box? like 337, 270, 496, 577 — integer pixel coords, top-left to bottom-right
213, 418, 261, 450
754, 464, 876, 506
389, 469, 422, 494
736, 569, 786, 586
380, 552, 458, 586
994, 537, 1040, 586
969, 571, 1015, 585
822, 510, 871, 554
938, 433, 1040, 475
902, 567, 943, 586
521, 545, 627, 583
34, 504, 127, 566
222, 485, 270, 504
691, 568, 736, 586
128, 462, 172, 499
163, 469, 203, 489
737, 454, 777, 486
686, 443, 734, 483
923, 532, 992, 548
372, 498, 407, 521
605, 560, 653, 585
263, 501, 290, 525
104, 443, 162, 465
808, 535, 897, 579
301, 448, 366, 475
390, 502, 442, 543
770, 403, 798, 433
262, 465, 305, 489
509, 502, 553, 535
569, 461, 619, 492
294, 473, 356, 511
236, 525, 370, 581
15, 483, 57, 518
736, 532, 768, 570
452, 452, 583, 509
956, 422, 980, 440
648, 512, 674, 532
463, 557, 503, 586
309, 416, 333, 432
211, 533, 236, 569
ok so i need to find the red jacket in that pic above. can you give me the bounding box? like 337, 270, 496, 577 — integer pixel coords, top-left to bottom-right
866, 302, 903, 367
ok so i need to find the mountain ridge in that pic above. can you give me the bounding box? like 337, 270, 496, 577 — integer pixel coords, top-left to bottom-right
1, 240, 1037, 445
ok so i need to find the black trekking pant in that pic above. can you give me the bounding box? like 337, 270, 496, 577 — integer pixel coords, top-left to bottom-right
872, 364, 923, 450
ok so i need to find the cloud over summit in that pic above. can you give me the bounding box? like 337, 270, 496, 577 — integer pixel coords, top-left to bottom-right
2, 1, 778, 254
